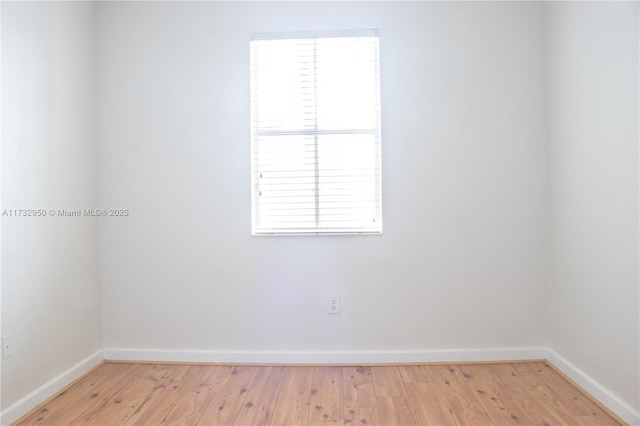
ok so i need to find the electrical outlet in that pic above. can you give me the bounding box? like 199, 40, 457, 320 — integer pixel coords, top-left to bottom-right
3, 335, 14, 359
328, 295, 341, 314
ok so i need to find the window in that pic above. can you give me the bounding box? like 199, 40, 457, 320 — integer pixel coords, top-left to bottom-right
250, 30, 382, 235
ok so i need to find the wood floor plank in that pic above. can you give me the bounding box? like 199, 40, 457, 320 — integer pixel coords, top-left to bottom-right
342, 406, 381, 426
197, 365, 258, 425
76, 366, 174, 425
129, 365, 204, 425
473, 378, 533, 425
565, 414, 621, 426
397, 365, 432, 384
514, 363, 609, 418
481, 363, 539, 400
57, 364, 155, 425
371, 367, 418, 425
13, 361, 623, 426
405, 382, 457, 425
526, 363, 620, 422
513, 398, 571, 426
85, 364, 177, 425
210, 365, 259, 406
514, 363, 581, 416
161, 390, 213, 425
370, 366, 406, 398
457, 364, 532, 425
427, 364, 495, 425
232, 366, 285, 426
308, 366, 343, 425
270, 366, 313, 426
188, 365, 234, 393
375, 396, 418, 426
342, 366, 376, 408
197, 402, 242, 426
16, 363, 136, 425
162, 365, 233, 425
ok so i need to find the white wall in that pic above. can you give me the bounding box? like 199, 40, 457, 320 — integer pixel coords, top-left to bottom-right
546, 1, 640, 415
97, 1, 548, 355
1, 1, 102, 410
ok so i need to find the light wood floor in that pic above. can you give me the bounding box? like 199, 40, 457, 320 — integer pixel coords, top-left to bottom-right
15, 361, 623, 425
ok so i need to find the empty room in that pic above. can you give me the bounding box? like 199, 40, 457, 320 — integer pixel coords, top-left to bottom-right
1, 1, 638, 425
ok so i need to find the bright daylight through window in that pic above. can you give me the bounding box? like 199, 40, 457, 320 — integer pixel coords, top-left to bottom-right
250, 30, 382, 235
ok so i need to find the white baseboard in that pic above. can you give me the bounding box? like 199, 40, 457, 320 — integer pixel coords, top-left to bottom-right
103, 346, 548, 365
0, 349, 104, 425
547, 349, 640, 426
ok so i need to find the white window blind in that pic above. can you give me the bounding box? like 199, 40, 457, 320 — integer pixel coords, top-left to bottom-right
250, 30, 382, 235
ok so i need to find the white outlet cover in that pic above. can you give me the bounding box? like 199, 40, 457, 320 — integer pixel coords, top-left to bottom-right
328, 295, 341, 314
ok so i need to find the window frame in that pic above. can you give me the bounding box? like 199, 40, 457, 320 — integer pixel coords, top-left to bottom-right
250, 29, 383, 236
